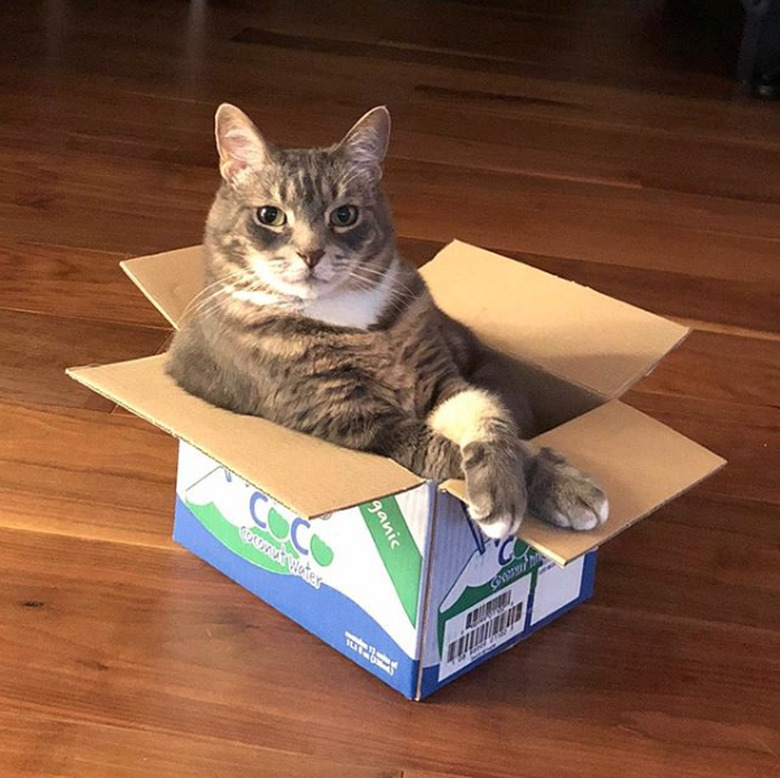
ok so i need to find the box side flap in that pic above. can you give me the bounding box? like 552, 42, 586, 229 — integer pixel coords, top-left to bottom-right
440, 400, 725, 566
67, 355, 424, 517
421, 241, 690, 398
121, 246, 205, 329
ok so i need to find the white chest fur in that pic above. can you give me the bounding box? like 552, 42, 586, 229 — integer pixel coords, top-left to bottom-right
301, 262, 398, 330
230, 260, 399, 330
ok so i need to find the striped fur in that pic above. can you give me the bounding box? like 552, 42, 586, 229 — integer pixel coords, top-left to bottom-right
167, 105, 608, 537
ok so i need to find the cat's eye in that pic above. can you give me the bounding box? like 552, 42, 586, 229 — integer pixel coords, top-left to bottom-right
330, 205, 359, 228
255, 206, 287, 227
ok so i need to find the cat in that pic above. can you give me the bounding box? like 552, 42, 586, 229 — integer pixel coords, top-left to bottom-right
166, 103, 609, 539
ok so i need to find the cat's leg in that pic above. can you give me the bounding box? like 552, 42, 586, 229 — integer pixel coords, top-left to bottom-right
429, 386, 528, 539
521, 443, 609, 531
448, 339, 609, 530
428, 385, 608, 534
378, 417, 464, 481
438, 314, 538, 436
287, 397, 464, 483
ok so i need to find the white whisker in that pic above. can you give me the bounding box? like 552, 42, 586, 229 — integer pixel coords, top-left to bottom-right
179, 266, 251, 322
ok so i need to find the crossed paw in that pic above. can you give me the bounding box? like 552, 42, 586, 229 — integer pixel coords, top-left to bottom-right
465, 444, 609, 538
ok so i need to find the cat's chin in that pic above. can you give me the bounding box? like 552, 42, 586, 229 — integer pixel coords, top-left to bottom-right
292, 284, 321, 301
272, 276, 331, 302
280, 271, 356, 301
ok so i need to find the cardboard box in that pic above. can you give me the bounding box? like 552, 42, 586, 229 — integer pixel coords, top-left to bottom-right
67, 241, 725, 700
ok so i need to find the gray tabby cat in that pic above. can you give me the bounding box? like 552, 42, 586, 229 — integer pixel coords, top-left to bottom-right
167, 104, 609, 538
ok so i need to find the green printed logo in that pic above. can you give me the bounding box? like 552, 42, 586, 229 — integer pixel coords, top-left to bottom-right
492, 538, 542, 592
184, 479, 334, 589
359, 497, 422, 627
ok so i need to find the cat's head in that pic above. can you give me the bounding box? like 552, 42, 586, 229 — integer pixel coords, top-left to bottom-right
206, 103, 395, 302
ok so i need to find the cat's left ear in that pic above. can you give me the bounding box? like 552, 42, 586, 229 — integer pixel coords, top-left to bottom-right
337, 106, 391, 176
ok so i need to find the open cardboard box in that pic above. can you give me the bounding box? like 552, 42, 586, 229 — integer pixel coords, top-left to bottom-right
68, 241, 724, 699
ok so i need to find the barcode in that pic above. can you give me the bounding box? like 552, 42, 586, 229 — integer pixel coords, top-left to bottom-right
446, 603, 524, 664
465, 591, 512, 630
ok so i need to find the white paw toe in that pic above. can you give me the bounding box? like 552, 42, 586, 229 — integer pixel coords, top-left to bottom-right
475, 513, 522, 539
572, 510, 599, 531
597, 496, 610, 525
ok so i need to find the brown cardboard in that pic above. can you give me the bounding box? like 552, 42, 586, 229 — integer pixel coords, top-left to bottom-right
67, 356, 423, 517
420, 241, 690, 398
121, 246, 205, 329
69, 240, 724, 566
440, 401, 726, 565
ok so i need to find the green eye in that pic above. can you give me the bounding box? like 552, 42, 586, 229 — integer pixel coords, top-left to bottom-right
330, 205, 359, 228
255, 206, 286, 227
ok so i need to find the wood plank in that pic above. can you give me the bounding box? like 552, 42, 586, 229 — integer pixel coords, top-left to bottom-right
0, 84, 641, 191
0, 309, 170, 411
596, 500, 780, 631
0, 712, 401, 778
0, 402, 177, 547
404, 772, 493, 778
6, 66, 780, 207
636, 329, 780, 408
0, 144, 212, 256
0, 239, 165, 327
0, 527, 776, 778
384, 159, 780, 284
4, 139, 780, 287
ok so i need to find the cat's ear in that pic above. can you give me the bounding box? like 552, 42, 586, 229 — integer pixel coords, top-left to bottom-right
214, 103, 274, 185
338, 106, 391, 176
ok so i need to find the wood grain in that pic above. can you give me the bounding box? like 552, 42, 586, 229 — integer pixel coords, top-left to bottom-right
0, 0, 778, 776
1, 526, 777, 778
0, 712, 402, 778
0, 402, 177, 547
0, 309, 170, 411
0, 239, 166, 327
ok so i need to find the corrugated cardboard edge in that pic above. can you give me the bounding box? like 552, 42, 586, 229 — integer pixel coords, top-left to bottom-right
441, 400, 726, 566
413, 481, 441, 702
122, 259, 177, 328
66, 356, 425, 519
67, 356, 724, 567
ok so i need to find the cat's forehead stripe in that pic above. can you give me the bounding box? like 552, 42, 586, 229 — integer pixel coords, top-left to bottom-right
272, 151, 358, 207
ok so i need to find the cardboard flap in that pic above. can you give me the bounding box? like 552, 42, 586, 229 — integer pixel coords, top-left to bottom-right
67, 355, 424, 517
441, 400, 725, 566
421, 241, 689, 398
121, 246, 205, 329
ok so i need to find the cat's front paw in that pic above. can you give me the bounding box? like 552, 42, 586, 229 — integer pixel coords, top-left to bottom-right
529, 447, 609, 531
463, 441, 526, 539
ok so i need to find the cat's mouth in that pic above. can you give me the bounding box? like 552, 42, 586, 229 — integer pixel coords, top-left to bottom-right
292, 268, 321, 287
284, 265, 343, 298
283, 271, 328, 300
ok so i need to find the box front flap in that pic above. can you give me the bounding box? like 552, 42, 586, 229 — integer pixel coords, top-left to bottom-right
421, 241, 689, 398
121, 246, 205, 329
441, 400, 725, 566
67, 355, 424, 517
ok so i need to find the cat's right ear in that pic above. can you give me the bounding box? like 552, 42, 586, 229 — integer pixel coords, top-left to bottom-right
214, 103, 273, 185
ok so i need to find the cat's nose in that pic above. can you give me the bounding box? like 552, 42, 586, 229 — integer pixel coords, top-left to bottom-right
296, 249, 325, 269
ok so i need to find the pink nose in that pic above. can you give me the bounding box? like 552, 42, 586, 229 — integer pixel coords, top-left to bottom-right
297, 249, 325, 269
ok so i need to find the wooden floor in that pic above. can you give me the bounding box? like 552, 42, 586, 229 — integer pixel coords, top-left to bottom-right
1, 1, 778, 776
